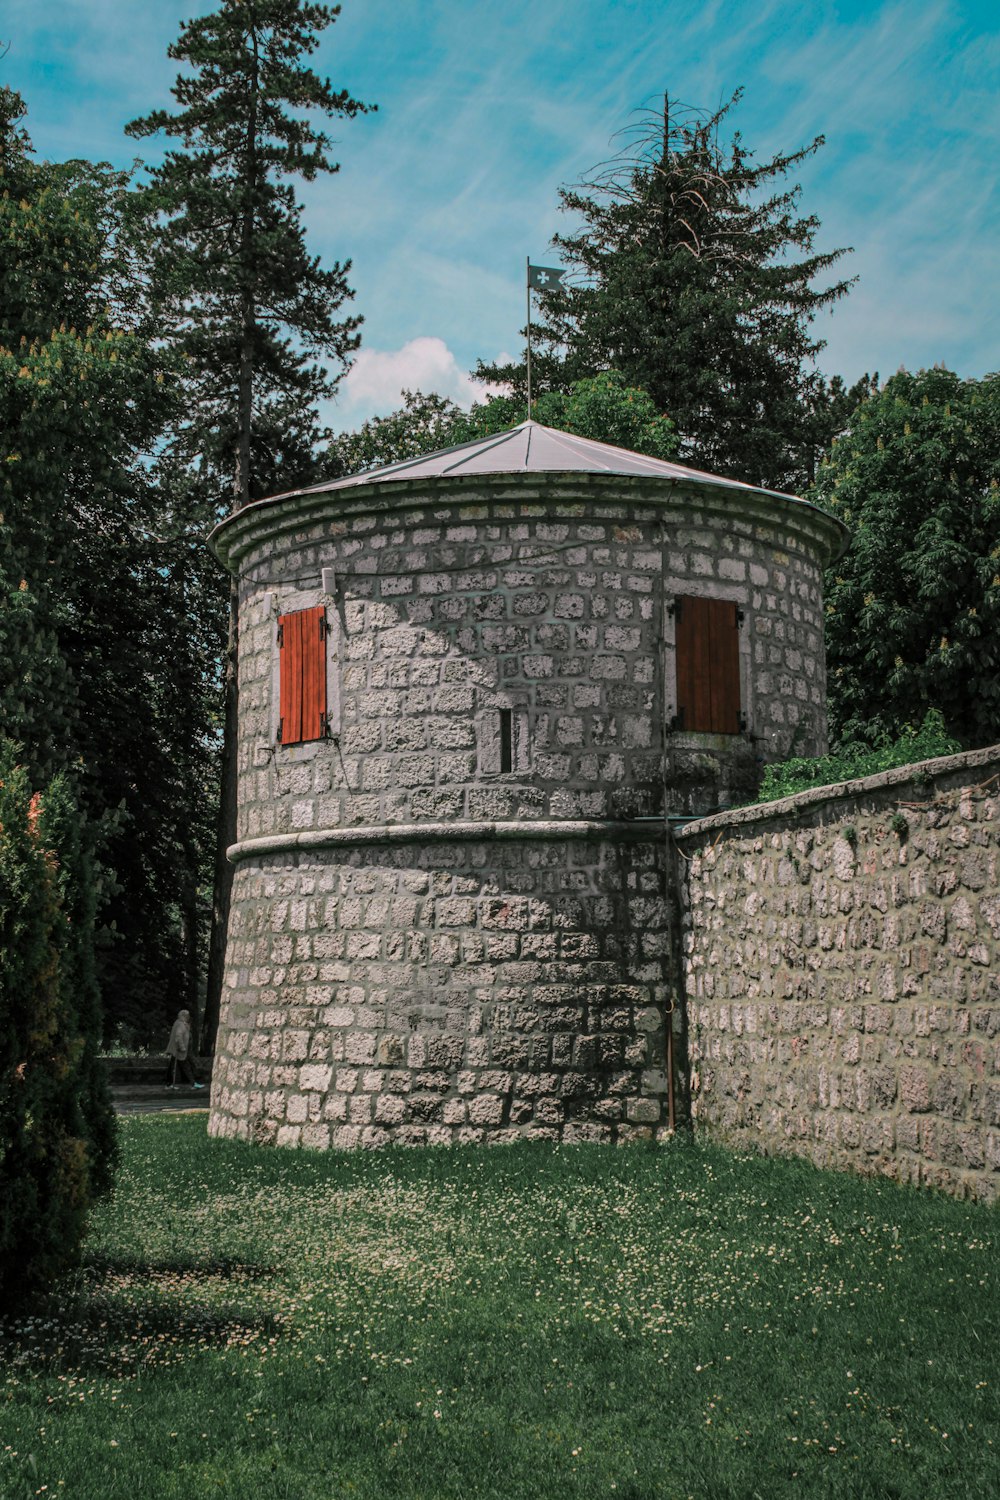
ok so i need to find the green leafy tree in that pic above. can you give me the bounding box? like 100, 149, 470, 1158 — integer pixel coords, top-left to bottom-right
478, 91, 854, 491
328, 390, 466, 476
1, 88, 218, 1046
329, 371, 677, 475
128, 0, 375, 1049
817, 367, 1000, 748
799, 371, 880, 488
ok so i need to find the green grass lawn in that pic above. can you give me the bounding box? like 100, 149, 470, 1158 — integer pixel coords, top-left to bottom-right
1, 1119, 997, 1499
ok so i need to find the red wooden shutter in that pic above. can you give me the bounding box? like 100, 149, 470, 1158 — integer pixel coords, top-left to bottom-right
674, 596, 741, 734
278, 606, 327, 744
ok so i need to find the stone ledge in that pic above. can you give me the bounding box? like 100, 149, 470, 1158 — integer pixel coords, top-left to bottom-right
228, 817, 670, 864
211, 472, 848, 573
674, 742, 1000, 845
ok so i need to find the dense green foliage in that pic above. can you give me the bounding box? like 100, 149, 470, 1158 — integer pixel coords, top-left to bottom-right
477, 92, 856, 491
756, 710, 961, 803
818, 368, 1000, 748
329, 370, 677, 475
1, 1117, 996, 1496
0, 88, 221, 1046
328, 389, 468, 474
0, 747, 116, 1302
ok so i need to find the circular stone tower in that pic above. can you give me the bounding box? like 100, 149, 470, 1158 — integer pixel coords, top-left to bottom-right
207, 422, 847, 1148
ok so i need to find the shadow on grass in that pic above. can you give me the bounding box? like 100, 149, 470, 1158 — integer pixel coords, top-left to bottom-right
83, 1249, 279, 1283
0, 1252, 286, 1375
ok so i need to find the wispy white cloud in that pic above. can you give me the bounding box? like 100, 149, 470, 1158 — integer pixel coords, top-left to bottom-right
328, 336, 506, 430
7, 0, 998, 427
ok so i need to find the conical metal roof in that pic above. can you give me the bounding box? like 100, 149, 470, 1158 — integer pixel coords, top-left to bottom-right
210, 419, 850, 568
313, 419, 797, 498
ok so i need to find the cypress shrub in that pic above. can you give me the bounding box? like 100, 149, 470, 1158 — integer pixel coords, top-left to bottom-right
0, 745, 117, 1301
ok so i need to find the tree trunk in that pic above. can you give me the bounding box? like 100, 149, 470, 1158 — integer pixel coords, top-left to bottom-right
203, 30, 259, 1055
201, 576, 239, 1055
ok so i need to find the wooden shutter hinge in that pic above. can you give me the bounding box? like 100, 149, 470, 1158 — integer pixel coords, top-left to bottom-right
276, 623, 284, 647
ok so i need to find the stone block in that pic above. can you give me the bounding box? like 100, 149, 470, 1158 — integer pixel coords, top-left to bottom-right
286, 1093, 308, 1124
468, 1094, 505, 1125
299, 1064, 332, 1093
374, 1094, 408, 1125
344, 1033, 377, 1065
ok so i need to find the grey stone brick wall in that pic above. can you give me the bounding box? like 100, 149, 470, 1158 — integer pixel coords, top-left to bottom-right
676, 746, 1000, 1202
208, 469, 843, 1150
227, 475, 837, 832
209, 830, 675, 1146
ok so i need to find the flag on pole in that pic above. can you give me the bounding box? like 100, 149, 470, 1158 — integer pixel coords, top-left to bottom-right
527, 263, 566, 291
525, 260, 565, 418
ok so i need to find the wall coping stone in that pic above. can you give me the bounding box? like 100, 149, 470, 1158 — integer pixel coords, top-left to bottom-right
210, 471, 848, 574
227, 817, 669, 864
674, 742, 1000, 845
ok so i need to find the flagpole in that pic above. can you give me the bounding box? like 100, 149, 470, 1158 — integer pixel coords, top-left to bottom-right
525, 255, 533, 421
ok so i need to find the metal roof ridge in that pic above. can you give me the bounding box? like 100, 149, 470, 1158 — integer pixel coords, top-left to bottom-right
529, 422, 708, 481
519, 420, 801, 493
438, 424, 524, 474
537, 424, 639, 473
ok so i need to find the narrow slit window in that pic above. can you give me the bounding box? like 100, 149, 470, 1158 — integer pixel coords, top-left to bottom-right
278, 605, 327, 745
499, 708, 513, 773
673, 596, 741, 734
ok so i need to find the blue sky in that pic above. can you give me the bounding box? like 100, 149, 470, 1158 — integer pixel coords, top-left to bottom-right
4, 0, 998, 432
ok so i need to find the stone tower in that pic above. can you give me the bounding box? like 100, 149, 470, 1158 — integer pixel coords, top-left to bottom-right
207, 422, 847, 1147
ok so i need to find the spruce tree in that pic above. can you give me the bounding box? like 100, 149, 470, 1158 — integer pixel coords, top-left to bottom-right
127, 1, 374, 1049
478, 92, 854, 492
127, 0, 374, 506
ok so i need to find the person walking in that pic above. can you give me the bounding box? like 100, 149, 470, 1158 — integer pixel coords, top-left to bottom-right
165, 1009, 204, 1089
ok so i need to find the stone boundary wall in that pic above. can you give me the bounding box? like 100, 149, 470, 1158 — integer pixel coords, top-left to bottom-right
675, 745, 1000, 1201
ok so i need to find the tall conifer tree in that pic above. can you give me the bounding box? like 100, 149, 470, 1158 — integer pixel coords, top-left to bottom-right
479, 92, 854, 492
128, 1, 374, 1048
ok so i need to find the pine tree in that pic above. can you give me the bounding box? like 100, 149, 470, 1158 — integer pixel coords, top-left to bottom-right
478, 92, 854, 492
127, 0, 374, 506
127, 1, 374, 1049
